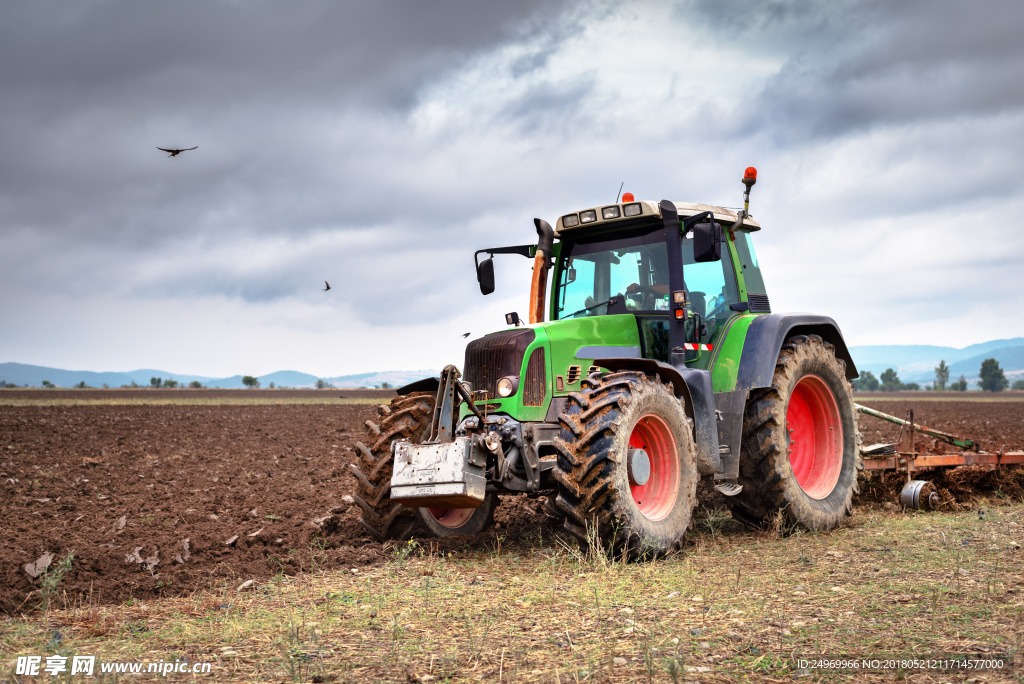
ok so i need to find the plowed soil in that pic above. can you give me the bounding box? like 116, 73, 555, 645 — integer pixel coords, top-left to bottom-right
855, 395, 1024, 450
1, 391, 1021, 615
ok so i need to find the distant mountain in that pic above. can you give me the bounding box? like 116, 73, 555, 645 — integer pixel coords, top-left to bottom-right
326, 370, 437, 389
0, 363, 215, 388
0, 362, 438, 389
849, 338, 1024, 385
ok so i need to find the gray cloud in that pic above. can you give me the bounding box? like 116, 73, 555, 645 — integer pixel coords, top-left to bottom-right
685, 0, 1024, 141
2, 0, 1023, 374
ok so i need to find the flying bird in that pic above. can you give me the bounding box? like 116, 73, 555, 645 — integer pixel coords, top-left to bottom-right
322, 281, 331, 292
462, 332, 471, 338
157, 146, 198, 158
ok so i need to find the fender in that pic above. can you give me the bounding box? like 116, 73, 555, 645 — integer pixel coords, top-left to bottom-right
735, 314, 858, 391
593, 357, 721, 477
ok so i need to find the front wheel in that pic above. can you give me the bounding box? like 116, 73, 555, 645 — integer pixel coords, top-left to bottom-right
727, 334, 862, 531
349, 392, 435, 541
414, 494, 498, 537
552, 371, 698, 559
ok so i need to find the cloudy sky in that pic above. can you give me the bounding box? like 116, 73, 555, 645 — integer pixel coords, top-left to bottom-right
2, 0, 1023, 377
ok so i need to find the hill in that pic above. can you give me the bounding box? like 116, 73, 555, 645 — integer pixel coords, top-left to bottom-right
0, 363, 437, 389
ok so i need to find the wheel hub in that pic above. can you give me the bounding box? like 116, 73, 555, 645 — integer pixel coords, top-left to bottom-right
627, 448, 651, 486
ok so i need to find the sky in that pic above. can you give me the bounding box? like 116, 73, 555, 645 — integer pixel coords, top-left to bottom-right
2, 0, 1023, 377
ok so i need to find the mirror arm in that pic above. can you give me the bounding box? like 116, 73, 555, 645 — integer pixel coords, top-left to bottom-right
474, 244, 534, 269
681, 211, 714, 236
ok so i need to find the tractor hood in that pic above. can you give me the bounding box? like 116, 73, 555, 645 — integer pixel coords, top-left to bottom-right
459, 315, 643, 423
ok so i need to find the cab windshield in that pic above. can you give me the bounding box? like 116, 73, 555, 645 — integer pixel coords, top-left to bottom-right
555, 229, 740, 324
556, 232, 670, 319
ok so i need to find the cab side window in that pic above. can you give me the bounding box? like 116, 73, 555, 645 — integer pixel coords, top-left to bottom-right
682, 232, 739, 344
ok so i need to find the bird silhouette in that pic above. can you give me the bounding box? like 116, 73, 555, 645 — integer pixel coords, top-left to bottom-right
322, 281, 331, 292
157, 146, 198, 158
462, 332, 471, 338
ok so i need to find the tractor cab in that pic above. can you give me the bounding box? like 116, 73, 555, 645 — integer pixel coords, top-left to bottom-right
550, 200, 768, 370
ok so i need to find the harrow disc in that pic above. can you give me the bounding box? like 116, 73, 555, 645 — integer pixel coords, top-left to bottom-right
899, 480, 939, 510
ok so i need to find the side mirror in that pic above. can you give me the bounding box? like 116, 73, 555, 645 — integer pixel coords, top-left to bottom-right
477, 257, 495, 295
505, 311, 520, 326
692, 223, 722, 262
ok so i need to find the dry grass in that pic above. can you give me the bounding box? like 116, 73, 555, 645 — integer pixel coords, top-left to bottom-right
3, 503, 1022, 683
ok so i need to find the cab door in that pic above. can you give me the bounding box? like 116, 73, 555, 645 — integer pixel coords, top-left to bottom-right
679, 229, 741, 369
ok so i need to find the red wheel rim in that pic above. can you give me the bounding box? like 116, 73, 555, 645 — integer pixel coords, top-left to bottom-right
786, 374, 843, 499
426, 507, 474, 529
628, 414, 680, 521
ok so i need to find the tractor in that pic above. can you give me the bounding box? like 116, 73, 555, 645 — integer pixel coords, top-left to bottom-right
350, 168, 862, 557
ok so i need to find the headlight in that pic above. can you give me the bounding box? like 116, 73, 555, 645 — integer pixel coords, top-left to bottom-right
623, 202, 642, 217
561, 213, 580, 228
496, 376, 519, 397
602, 205, 621, 220
579, 210, 597, 223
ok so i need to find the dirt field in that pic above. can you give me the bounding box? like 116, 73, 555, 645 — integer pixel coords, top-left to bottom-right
1, 390, 1021, 616
855, 392, 1024, 450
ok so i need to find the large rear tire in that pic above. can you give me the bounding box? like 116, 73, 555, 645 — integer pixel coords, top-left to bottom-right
552, 371, 698, 559
349, 392, 435, 541
726, 334, 862, 531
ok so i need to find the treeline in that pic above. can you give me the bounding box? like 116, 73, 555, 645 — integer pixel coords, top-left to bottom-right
854, 357, 1024, 392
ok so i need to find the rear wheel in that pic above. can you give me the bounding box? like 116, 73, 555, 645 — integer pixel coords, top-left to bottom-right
552, 371, 698, 558
349, 392, 434, 541
415, 494, 498, 537
726, 334, 862, 531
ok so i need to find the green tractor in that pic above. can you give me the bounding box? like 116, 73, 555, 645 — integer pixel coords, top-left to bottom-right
351, 168, 861, 557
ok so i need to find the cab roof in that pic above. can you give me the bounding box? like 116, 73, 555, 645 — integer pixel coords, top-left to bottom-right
554, 200, 761, 237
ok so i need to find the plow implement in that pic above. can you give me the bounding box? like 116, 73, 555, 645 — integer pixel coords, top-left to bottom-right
855, 403, 1024, 509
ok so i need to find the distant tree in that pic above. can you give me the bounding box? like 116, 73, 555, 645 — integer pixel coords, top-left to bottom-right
242, 375, 260, 389
934, 360, 949, 391
102, 383, 109, 389
949, 374, 968, 391
150, 377, 161, 388
315, 379, 327, 389
41, 380, 55, 389
189, 380, 203, 389
162, 379, 178, 388
269, 382, 275, 389
978, 358, 1009, 392
130, 381, 139, 388
879, 368, 903, 392
381, 381, 391, 389
903, 382, 920, 391
1012, 379, 1024, 390
852, 370, 879, 392
74, 381, 88, 389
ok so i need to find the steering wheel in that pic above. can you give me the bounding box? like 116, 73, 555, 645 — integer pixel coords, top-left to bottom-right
624, 283, 662, 310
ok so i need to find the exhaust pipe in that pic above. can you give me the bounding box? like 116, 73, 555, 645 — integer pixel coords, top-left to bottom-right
529, 218, 554, 324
